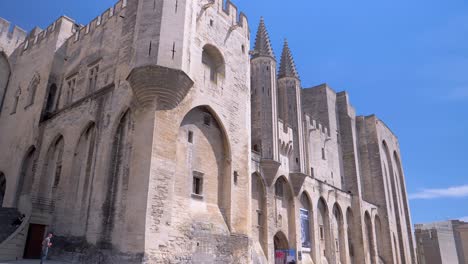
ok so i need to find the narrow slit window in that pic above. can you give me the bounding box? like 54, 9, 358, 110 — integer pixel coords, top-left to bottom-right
320, 226, 324, 240
322, 147, 326, 160
188, 130, 193, 143
257, 210, 262, 226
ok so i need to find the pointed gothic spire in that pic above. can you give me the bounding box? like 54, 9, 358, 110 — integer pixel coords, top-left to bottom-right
279, 39, 300, 79
252, 17, 275, 59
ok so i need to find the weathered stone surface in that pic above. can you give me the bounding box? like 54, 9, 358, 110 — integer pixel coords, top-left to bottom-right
0, 0, 416, 263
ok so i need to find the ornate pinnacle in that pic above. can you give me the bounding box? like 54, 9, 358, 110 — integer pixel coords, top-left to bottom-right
252, 17, 275, 59
279, 39, 299, 79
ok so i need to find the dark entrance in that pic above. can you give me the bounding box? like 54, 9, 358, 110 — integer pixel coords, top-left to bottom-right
274, 231, 296, 264
24, 224, 46, 259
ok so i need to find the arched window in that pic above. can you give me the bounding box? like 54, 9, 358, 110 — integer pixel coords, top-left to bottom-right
44, 83, 58, 115
202, 44, 225, 84
300, 193, 312, 248
101, 111, 132, 248
0, 172, 6, 207
26, 73, 40, 107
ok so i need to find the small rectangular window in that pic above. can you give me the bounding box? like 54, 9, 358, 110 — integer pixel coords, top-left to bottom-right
192, 171, 204, 198
320, 226, 324, 240
234, 171, 239, 184
311, 167, 314, 177
322, 148, 326, 160
188, 130, 193, 143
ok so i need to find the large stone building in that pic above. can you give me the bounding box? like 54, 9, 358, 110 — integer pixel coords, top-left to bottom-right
415, 220, 468, 264
0, 0, 416, 263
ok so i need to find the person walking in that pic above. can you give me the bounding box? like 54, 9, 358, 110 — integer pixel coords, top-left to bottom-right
40, 233, 53, 264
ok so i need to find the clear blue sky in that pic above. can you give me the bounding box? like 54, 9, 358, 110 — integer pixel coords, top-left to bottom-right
1, 0, 467, 224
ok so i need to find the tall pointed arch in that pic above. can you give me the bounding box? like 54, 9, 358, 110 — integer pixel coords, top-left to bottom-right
346, 208, 356, 264
15, 146, 36, 207
70, 122, 97, 235
318, 197, 332, 263
100, 110, 132, 248
251, 172, 267, 256
393, 151, 416, 263
382, 140, 406, 264
333, 203, 346, 264
364, 211, 376, 264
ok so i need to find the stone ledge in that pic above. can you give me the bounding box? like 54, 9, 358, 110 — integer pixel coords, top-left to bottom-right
126, 65, 194, 110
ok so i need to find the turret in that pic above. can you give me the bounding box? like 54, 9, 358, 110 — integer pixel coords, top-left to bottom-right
250, 18, 279, 161
278, 40, 306, 173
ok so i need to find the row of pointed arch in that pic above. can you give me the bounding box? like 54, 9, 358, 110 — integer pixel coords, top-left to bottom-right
251, 173, 384, 264
5, 109, 132, 247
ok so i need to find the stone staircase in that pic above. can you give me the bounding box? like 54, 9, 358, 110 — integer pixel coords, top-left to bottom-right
0, 207, 29, 261
0, 208, 21, 242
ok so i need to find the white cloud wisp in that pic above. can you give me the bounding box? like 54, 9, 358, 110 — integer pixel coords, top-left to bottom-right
409, 185, 468, 200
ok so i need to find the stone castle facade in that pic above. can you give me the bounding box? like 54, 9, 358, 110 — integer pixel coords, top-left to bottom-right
0, 0, 416, 263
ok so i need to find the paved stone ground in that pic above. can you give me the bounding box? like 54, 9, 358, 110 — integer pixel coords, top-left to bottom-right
0, 260, 70, 264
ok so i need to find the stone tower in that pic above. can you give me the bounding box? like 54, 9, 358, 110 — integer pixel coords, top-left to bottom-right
251, 17, 279, 161
278, 40, 306, 174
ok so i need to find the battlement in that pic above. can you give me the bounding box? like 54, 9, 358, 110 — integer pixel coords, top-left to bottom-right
278, 119, 294, 155
17, 16, 75, 55
70, 0, 127, 45
304, 114, 330, 137
0, 17, 27, 55
17, 0, 128, 55
220, 0, 248, 29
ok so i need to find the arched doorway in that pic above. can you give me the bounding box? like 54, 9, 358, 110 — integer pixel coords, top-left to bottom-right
274, 231, 291, 264
0, 172, 5, 207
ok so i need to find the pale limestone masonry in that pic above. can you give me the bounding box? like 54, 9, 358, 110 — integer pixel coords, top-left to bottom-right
0, 0, 416, 263
415, 220, 468, 264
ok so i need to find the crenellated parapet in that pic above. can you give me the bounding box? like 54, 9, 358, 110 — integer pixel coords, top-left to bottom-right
199, 0, 249, 34
0, 18, 26, 56
16, 16, 75, 55
278, 119, 294, 155
221, 0, 248, 29
69, 0, 128, 45
304, 114, 330, 138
